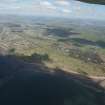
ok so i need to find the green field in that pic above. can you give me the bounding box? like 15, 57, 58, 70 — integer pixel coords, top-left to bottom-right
0, 17, 105, 76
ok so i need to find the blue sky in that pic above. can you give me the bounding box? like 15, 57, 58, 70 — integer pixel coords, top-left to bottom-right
0, 0, 105, 20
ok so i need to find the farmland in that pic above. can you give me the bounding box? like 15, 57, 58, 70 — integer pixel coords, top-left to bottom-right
0, 16, 105, 76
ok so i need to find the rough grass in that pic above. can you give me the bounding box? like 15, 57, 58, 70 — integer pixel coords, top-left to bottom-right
17, 38, 105, 76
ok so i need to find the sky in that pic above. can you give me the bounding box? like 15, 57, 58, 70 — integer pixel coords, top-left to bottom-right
0, 0, 105, 20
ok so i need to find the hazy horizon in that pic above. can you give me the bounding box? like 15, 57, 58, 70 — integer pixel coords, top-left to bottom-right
0, 0, 105, 20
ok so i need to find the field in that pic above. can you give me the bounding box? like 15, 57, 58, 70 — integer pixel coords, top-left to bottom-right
0, 15, 105, 105
0, 16, 105, 76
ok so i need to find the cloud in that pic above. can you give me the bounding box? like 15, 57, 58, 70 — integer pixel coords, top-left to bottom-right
0, 0, 104, 20
62, 9, 72, 13
0, 0, 71, 15
39, 1, 57, 10
0, 0, 18, 4
55, 0, 70, 6
40, 1, 52, 6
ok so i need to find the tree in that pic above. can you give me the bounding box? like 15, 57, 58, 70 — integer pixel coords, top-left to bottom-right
8, 48, 15, 54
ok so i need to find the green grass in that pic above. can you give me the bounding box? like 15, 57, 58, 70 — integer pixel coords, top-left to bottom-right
1, 21, 105, 76
16, 36, 105, 76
